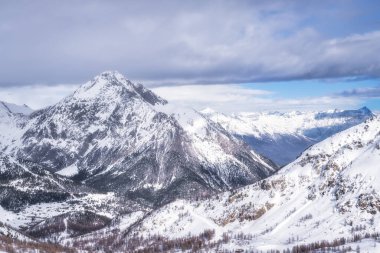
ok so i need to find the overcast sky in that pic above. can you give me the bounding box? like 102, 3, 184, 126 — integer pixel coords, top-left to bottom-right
0, 0, 380, 112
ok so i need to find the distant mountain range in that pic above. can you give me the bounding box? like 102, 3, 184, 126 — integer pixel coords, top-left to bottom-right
203, 107, 373, 166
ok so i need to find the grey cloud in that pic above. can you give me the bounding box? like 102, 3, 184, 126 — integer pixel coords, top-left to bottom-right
1, 0, 380, 86
337, 86, 380, 98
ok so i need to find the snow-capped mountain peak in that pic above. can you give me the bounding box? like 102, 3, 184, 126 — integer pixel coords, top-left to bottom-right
13, 71, 276, 205
72, 71, 132, 99
71, 71, 167, 106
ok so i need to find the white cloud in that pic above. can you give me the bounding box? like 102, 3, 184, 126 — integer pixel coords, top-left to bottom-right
153, 84, 362, 113
0, 84, 78, 109
153, 85, 271, 103
0, 82, 364, 113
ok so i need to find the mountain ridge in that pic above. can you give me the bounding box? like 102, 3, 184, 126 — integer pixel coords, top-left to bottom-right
203, 107, 374, 166
3, 71, 277, 206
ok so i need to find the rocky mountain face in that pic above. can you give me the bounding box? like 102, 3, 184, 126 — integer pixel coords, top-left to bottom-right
0, 151, 143, 244
5, 71, 276, 206
118, 115, 380, 252
0, 153, 81, 212
203, 107, 373, 166
0, 151, 132, 244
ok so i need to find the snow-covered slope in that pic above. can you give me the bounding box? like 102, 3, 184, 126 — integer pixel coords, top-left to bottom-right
125, 115, 380, 251
0, 101, 32, 115
0, 152, 143, 243
204, 108, 373, 166
0, 101, 32, 151
0, 220, 31, 242
13, 71, 276, 205
0, 153, 94, 212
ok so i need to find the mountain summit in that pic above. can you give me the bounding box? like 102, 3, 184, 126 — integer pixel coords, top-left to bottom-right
71, 71, 167, 106
14, 71, 276, 205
